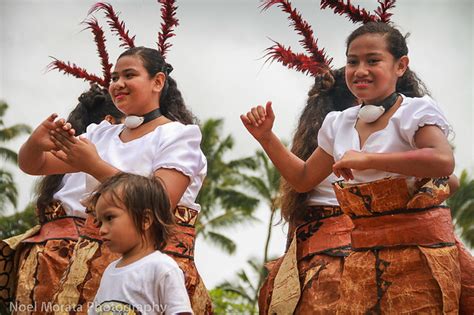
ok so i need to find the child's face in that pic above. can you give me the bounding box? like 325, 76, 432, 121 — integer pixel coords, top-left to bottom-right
109, 55, 164, 116
95, 192, 143, 258
345, 33, 407, 104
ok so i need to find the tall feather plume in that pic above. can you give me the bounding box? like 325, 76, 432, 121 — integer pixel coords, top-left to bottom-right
47, 59, 106, 87
261, 0, 331, 66
374, 0, 396, 23
88, 2, 136, 48
320, 0, 378, 24
265, 42, 330, 77
83, 17, 113, 87
157, 0, 179, 58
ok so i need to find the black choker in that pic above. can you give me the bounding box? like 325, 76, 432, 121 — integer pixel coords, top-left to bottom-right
358, 92, 399, 123
124, 108, 162, 129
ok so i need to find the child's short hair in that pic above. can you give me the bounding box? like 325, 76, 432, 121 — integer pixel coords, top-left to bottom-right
88, 172, 175, 250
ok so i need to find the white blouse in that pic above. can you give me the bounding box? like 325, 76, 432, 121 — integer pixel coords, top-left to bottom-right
306, 174, 340, 206
317, 94, 451, 184
53, 121, 207, 217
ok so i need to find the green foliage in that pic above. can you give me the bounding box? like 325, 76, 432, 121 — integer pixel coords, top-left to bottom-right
0, 170, 18, 211
0, 101, 32, 214
210, 288, 256, 315
239, 150, 282, 298
196, 119, 260, 254
214, 257, 265, 314
0, 101, 32, 165
447, 170, 474, 248
0, 203, 38, 239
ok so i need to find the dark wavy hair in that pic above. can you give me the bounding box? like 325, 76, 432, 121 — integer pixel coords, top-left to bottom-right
35, 84, 124, 220
88, 172, 175, 250
118, 46, 195, 124
346, 22, 430, 97
280, 68, 356, 225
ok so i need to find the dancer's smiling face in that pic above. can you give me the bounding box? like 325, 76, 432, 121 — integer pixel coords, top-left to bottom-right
109, 55, 165, 116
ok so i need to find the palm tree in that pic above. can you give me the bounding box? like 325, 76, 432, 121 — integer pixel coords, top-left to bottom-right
196, 118, 260, 254
211, 150, 282, 313
0, 101, 31, 213
0, 203, 37, 239
0, 170, 18, 212
447, 170, 474, 248
239, 150, 281, 301
215, 257, 264, 314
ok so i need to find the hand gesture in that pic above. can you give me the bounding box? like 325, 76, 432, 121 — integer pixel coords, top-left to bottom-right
29, 114, 69, 152
332, 150, 371, 180
240, 101, 275, 143
50, 127, 100, 173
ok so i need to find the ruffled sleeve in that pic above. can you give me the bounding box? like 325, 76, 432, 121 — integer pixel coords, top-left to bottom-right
398, 96, 451, 148
153, 123, 206, 179
83, 120, 112, 141
317, 111, 341, 157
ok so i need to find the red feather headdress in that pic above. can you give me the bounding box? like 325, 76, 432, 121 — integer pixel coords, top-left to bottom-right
47, 0, 179, 88
263, 0, 396, 76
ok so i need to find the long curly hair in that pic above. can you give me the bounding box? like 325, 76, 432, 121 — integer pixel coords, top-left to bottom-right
280, 68, 356, 225
35, 84, 124, 218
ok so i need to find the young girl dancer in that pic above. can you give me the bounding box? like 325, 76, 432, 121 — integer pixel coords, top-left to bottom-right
88, 173, 192, 315
0, 84, 124, 311
243, 22, 465, 313
18, 46, 211, 314
258, 68, 357, 315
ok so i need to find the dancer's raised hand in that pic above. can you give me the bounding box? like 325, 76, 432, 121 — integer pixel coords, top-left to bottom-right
50, 129, 100, 173
28, 113, 69, 152
240, 101, 275, 143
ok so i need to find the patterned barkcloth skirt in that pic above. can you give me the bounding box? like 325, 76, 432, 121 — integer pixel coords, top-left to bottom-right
0, 204, 212, 315
258, 206, 354, 314
0, 202, 94, 314
332, 177, 466, 314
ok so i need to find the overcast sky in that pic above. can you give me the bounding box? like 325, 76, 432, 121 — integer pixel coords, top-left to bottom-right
1, 0, 473, 288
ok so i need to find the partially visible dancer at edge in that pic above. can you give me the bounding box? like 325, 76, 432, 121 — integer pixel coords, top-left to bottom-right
88, 173, 192, 315
0, 84, 124, 312
9, 1, 212, 314
243, 2, 472, 311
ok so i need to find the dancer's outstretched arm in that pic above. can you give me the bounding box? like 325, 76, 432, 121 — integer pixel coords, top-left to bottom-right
241, 101, 342, 192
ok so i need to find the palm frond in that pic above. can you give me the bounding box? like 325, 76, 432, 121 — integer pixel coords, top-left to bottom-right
0, 170, 18, 211
227, 156, 258, 170
0, 148, 18, 165
217, 282, 254, 302
206, 231, 237, 254
203, 210, 259, 230
0, 124, 32, 141
215, 187, 260, 213
0, 102, 7, 117
240, 174, 272, 201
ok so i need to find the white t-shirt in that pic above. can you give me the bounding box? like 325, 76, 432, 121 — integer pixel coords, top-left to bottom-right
317, 94, 451, 184
89, 251, 192, 315
53, 121, 207, 217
